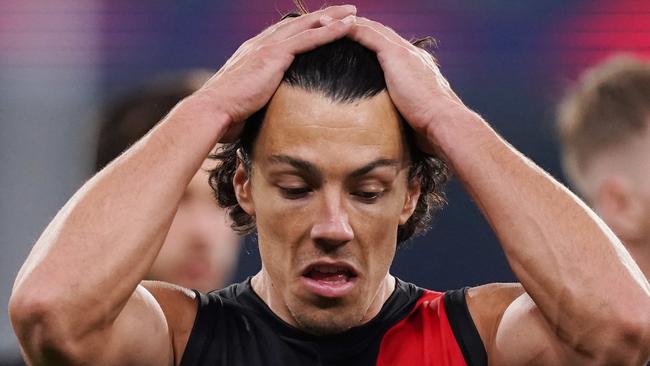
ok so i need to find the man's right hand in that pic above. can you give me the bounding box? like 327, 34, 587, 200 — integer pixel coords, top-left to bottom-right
8, 5, 358, 366
193, 5, 357, 142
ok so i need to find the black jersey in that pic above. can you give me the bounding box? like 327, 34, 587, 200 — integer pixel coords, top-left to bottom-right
179, 278, 486, 366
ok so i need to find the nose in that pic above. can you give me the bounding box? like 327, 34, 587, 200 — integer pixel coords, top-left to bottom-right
310, 190, 354, 247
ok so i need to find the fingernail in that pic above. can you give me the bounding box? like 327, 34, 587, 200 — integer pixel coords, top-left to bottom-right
342, 14, 356, 25
320, 14, 333, 23
345, 5, 357, 13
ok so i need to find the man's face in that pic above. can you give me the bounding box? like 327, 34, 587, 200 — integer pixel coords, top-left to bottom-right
239, 85, 420, 334
621, 125, 650, 245
147, 160, 240, 292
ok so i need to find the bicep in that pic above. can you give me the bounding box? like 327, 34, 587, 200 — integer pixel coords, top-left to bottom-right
489, 293, 569, 365
487, 291, 598, 366
467, 284, 592, 366
99, 285, 174, 366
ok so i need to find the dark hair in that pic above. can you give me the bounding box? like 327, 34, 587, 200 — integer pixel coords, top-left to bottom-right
95, 70, 211, 171
210, 16, 449, 245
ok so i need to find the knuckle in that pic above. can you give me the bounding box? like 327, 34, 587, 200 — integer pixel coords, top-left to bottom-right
256, 43, 291, 63
273, 15, 297, 31
241, 37, 255, 48
367, 18, 382, 27
394, 45, 414, 58
254, 44, 275, 58
262, 21, 282, 34
327, 19, 348, 32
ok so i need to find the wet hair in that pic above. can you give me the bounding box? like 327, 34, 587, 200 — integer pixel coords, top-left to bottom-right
95, 70, 211, 171
209, 9, 449, 245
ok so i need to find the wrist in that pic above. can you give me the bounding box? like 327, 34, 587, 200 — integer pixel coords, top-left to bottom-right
423, 105, 489, 170
424, 104, 483, 147
176, 91, 233, 141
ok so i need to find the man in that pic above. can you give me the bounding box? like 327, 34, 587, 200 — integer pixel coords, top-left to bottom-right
557, 55, 650, 279
9, 5, 650, 366
94, 70, 240, 292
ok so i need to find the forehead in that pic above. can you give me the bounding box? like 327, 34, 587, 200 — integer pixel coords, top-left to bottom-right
254, 84, 408, 166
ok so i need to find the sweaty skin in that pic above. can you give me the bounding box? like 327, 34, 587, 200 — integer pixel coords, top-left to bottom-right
9, 6, 359, 365
241, 86, 416, 335
8, 5, 650, 366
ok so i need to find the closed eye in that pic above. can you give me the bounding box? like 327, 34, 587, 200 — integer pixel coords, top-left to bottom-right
352, 191, 384, 203
279, 187, 312, 199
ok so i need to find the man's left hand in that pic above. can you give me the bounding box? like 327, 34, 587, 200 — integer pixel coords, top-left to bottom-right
322, 16, 474, 155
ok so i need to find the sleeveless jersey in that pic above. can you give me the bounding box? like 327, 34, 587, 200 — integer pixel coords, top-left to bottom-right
180, 278, 486, 366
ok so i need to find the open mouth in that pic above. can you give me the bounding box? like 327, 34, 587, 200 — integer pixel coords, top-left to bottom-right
300, 262, 359, 298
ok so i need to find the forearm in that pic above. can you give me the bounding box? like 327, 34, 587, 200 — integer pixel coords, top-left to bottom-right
10, 94, 227, 339
431, 110, 650, 348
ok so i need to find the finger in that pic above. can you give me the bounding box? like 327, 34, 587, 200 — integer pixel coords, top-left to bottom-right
353, 17, 437, 64
354, 17, 413, 49
347, 22, 404, 57
229, 5, 355, 61
264, 4, 357, 42
277, 15, 357, 55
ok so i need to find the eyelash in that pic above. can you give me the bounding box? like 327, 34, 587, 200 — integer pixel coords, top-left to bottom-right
278, 187, 384, 203
279, 187, 312, 199
353, 191, 384, 202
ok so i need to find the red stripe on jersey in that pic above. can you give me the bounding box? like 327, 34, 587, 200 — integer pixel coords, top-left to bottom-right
376, 290, 467, 366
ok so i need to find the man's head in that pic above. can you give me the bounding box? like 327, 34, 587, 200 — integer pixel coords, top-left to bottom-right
210, 38, 448, 334
557, 55, 650, 250
96, 70, 240, 292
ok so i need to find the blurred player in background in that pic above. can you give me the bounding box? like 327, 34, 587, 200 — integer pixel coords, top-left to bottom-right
95, 70, 240, 292
9, 4, 650, 366
557, 55, 650, 278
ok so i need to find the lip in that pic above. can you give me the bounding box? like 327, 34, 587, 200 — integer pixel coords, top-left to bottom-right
300, 260, 359, 298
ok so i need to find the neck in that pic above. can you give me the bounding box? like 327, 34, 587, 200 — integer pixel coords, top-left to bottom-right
251, 269, 396, 330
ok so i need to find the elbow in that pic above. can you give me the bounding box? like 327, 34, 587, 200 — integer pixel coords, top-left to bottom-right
8, 289, 48, 338
618, 311, 650, 364
594, 306, 650, 365
8, 290, 87, 363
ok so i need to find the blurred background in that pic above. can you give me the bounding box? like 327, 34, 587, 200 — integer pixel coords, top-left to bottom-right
1, 0, 649, 363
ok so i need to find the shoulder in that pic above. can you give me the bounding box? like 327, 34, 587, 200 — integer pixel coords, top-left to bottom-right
465, 283, 525, 354
466, 283, 574, 366
141, 281, 199, 366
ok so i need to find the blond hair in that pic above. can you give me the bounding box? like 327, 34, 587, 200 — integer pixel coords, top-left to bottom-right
557, 55, 650, 198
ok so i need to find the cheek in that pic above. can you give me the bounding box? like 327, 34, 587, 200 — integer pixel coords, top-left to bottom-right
348, 193, 405, 271
251, 181, 311, 280
250, 168, 314, 239
254, 190, 311, 242
351, 187, 407, 233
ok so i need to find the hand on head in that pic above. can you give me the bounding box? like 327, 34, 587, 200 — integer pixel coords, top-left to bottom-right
195, 5, 357, 142
343, 17, 469, 154
196, 4, 471, 155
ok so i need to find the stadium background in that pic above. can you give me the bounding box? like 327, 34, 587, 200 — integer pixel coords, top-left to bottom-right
1, 0, 649, 363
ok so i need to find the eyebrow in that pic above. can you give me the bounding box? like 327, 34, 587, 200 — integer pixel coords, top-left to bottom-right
269, 155, 323, 181
268, 154, 400, 181
349, 158, 401, 178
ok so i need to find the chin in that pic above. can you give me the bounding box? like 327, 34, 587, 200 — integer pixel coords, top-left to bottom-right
288, 301, 364, 335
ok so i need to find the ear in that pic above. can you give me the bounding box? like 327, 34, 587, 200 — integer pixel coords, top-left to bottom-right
399, 178, 422, 225
595, 176, 644, 243
233, 156, 255, 216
